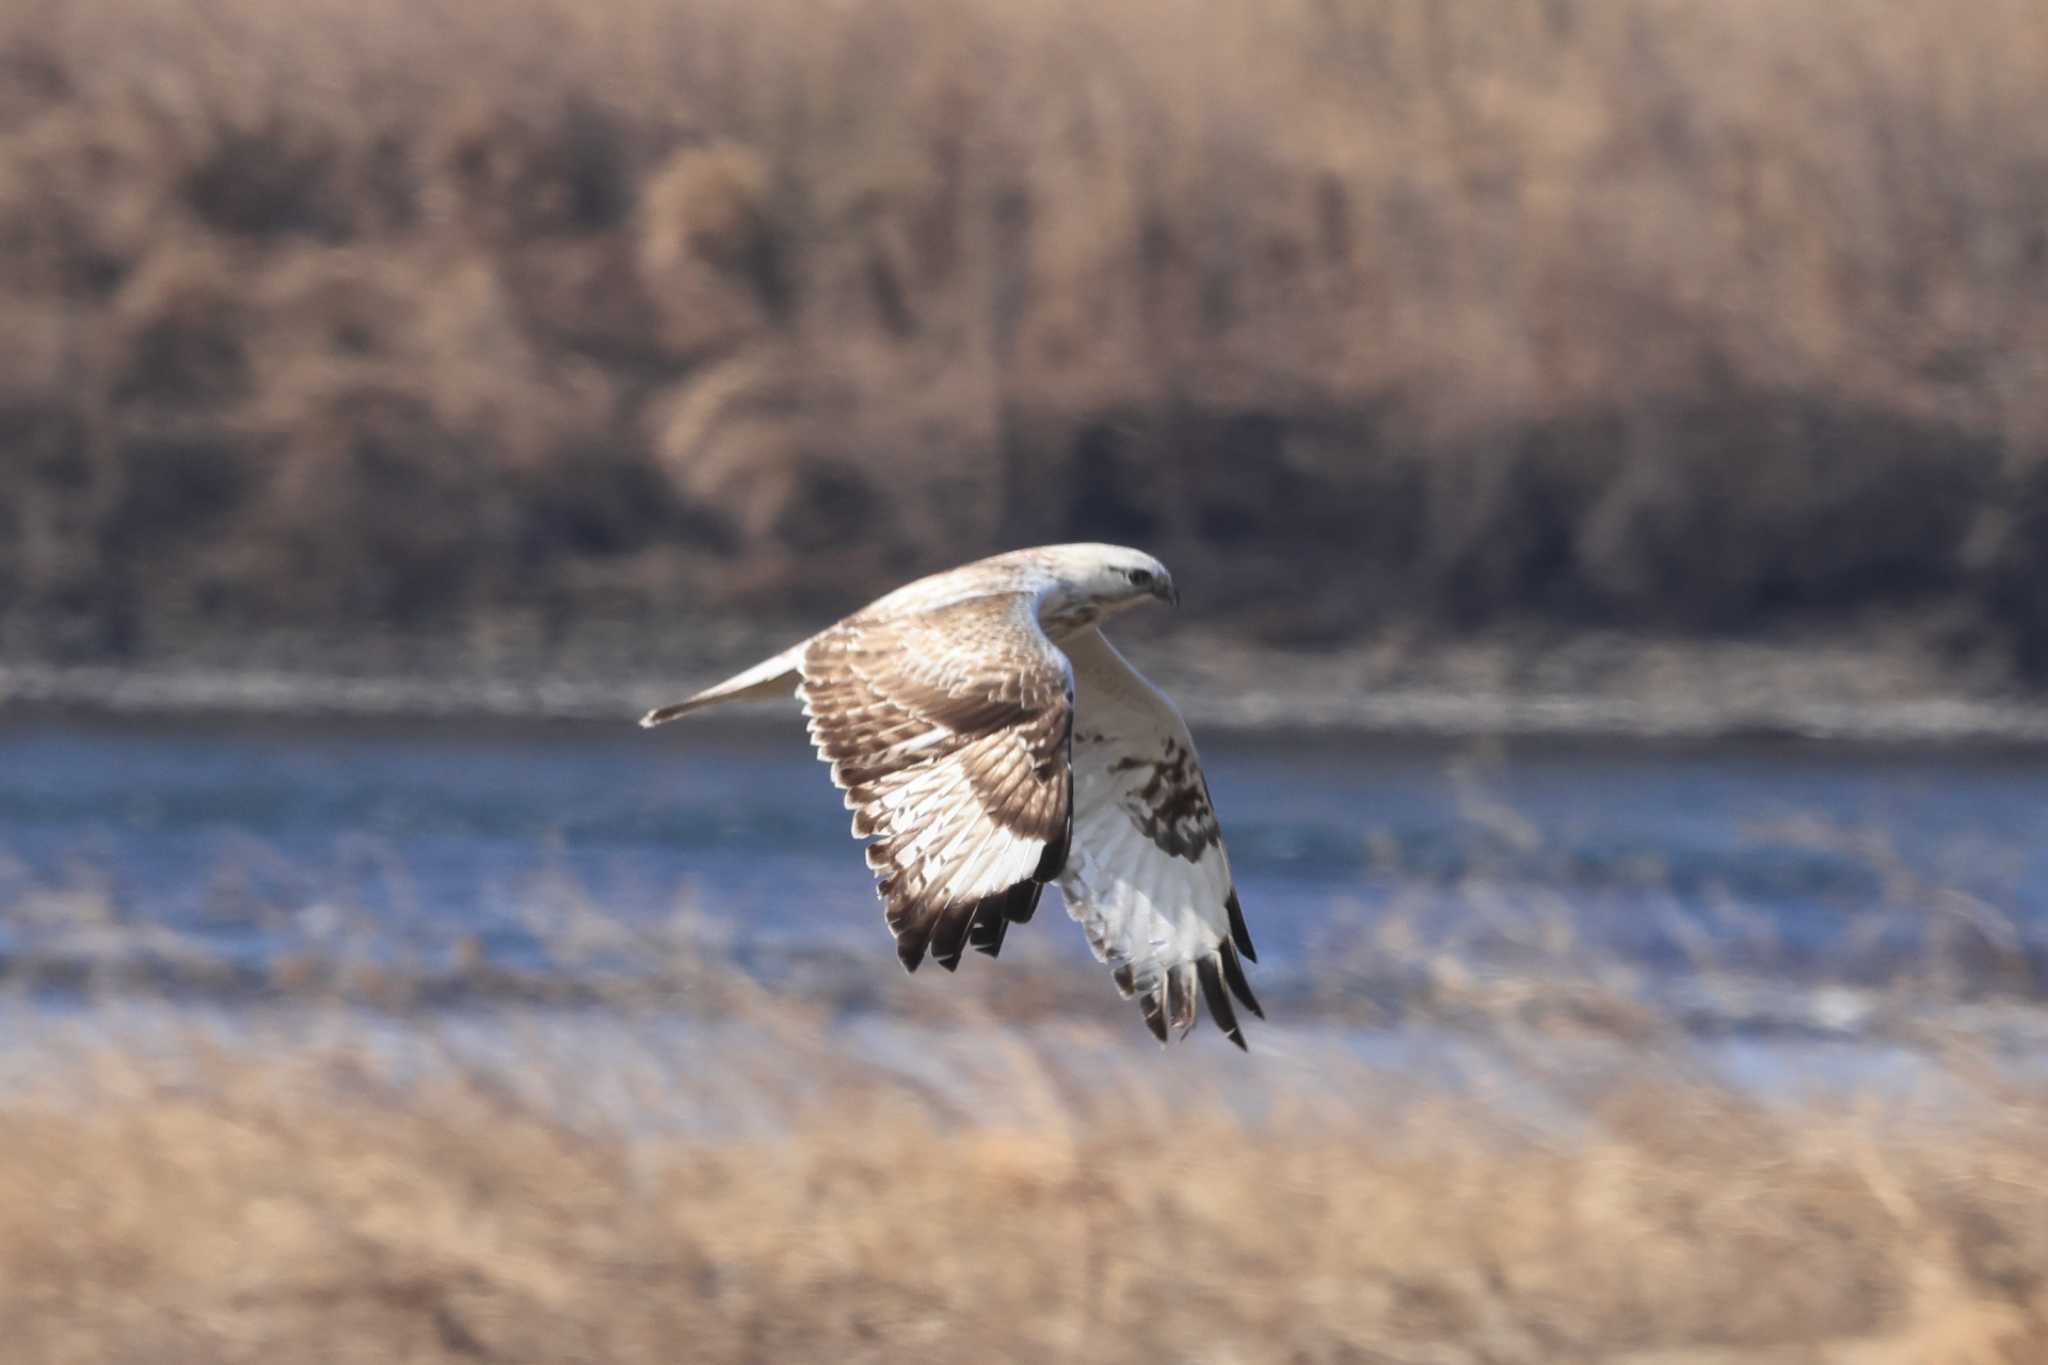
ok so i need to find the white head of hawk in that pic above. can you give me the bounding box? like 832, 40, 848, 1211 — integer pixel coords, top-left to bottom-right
639, 544, 1262, 1048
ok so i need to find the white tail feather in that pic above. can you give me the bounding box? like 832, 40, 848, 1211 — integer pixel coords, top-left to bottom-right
638, 646, 804, 727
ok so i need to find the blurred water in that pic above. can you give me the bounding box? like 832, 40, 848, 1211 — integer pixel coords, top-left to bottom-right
3, 715, 2046, 1033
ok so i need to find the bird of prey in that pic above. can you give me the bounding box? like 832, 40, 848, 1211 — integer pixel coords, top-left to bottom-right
639, 544, 1262, 1047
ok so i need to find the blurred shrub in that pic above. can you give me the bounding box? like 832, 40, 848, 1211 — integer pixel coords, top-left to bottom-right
0, 0, 2044, 671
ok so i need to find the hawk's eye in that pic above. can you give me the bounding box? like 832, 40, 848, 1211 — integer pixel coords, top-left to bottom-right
1126, 569, 1154, 587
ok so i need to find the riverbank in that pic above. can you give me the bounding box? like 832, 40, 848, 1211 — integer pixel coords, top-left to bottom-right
7, 619, 2047, 745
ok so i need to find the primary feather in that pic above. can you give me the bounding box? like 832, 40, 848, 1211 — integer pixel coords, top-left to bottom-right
638, 544, 1260, 1047
1057, 626, 1261, 1048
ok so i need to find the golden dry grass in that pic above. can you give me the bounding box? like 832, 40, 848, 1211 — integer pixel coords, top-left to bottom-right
2, 792, 2045, 1362
4, 0, 2048, 671
1, 1016, 2044, 1364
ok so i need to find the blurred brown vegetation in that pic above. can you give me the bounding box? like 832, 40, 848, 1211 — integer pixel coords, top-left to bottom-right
3, 1030, 2045, 1364
4, 0, 2048, 676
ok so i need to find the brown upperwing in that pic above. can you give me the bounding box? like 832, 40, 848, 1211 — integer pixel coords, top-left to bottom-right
798, 595, 1073, 971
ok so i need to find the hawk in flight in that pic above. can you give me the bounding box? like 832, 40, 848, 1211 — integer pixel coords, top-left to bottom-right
640, 544, 1262, 1047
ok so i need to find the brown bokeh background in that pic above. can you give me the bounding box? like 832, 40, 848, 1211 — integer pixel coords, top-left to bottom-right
6, 0, 2048, 688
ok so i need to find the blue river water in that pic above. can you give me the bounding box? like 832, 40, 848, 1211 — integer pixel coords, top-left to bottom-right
2, 714, 2046, 1038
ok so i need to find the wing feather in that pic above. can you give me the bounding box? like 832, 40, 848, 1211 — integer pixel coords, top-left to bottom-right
1056, 628, 1262, 1048
801, 593, 1073, 973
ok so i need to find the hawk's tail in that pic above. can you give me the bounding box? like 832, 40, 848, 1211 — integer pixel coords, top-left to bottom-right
639, 646, 804, 727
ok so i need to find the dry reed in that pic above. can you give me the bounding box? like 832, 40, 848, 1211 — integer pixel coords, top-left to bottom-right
1, 1011, 2043, 1364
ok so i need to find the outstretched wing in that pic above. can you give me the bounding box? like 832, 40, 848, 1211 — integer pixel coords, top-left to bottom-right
1056, 628, 1261, 1048
800, 593, 1073, 972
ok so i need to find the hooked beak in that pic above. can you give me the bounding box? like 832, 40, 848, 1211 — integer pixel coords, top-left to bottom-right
1155, 577, 1179, 607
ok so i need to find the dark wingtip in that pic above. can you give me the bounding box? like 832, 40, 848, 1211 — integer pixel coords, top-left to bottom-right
1139, 992, 1169, 1044
968, 901, 1011, 958
1220, 942, 1264, 1019
888, 897, 932, 972
928, 899, 979, 972
1226, 890, 1257, 962
1198, 955, 1247, 1051
969, 882, 1040, 959
1006, 879, 1044, 924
